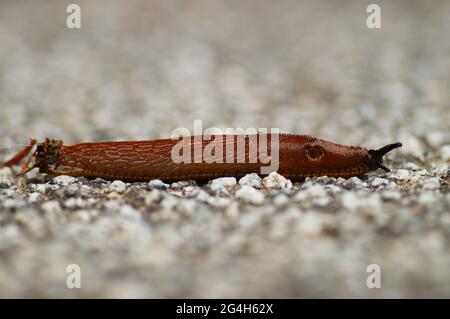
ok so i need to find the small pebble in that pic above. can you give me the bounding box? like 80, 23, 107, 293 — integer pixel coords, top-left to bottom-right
238, 173, 262, 188
295, 184, 327, 201
119, 204, 142, 220
262, 172, 292, 189
418, 192, 437, 205
147, 179, 167, 190
28, 192, 41, 202
63, 184, 79, 197
341, 192, 381, 211
297, 213, 323, 236
431, 164, 448, 178
381, 191, 401, 201
52, 175, 77, 186
3, 198, 22, 210
210, 177, 237, 188
225, 202, 240, 221
422, 177, 441, 190
64, 197, 88, 209
108, 180, 127, 193
171, 180, 193, 189
404, 162, 421, 171
273, 193, 289, 207
371, 177, 388, 187
161, 196, 179, 210
235, 186, 264, 205
41, 201, 62, 214
440, 145, 450, 161
347, 177, 366, 187
209, 177, 235, 195
183, 186, 199, 197
178, 199, 197, 215
394, 169, 410, 180
0, 167, 13, 178
0, 177, 12, 188
208, 196, 231, 208
72, 210, 91, 222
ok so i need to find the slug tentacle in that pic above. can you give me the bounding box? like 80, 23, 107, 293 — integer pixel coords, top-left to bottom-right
368, 142, 403, 172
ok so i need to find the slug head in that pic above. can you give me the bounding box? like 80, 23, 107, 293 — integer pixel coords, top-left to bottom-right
291, 137, 402, 176
367, 142, 403, 172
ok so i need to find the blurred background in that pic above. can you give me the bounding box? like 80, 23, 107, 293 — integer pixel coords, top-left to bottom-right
0, 0, 448, 149
0, 0, 449, 298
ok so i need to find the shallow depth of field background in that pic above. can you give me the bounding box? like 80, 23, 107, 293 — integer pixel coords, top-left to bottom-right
0, 0, 449, 298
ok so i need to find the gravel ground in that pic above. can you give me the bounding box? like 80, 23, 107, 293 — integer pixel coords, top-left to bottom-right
0, 0, 449, 298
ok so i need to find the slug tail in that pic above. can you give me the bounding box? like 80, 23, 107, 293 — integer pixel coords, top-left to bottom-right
0, 139, 37, 168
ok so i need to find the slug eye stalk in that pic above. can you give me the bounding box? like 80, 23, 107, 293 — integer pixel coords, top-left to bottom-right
368, 142, 403, 172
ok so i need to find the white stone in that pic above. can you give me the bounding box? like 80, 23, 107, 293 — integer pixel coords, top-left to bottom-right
41, 201, 62, 214
103, 200, 121, 211
178, 199, 197, 215
209, 177, 235, 194
381, 191, 401, 201
63, 184, 79, 197
297, 213, 323, 236
422, 177, 441, 190
404, 162, 421, 171
418, 192, 436, 205
171, 180, 192, 189
262, 172, 292, 189
211, 177, 237, 188
64, 197, 88, 209
28, 192, 41, 203
207, 196, 231, 208
0, 167, 13, 178
395, 169, 410, 180
161, 196, 179, 210
273, 194, 289, 207
348, 177, 366, 186
108, 180, 127, 193
314, 196, 330, 206
52, 175, 77, 186
238, 213, 261, 232
295, 184, 327, 201
235, 186, 265, 205
238, 173, 262, 188
440, 145, 450, 161
431, 164, 448, 178
72, 210, 91, 222
144, 189, 163, 205
195, 189, 212, 202
0, 177, 12, 188
225, 202, 240, 221
3, 198, 20, 209
371, 177, 388, 187
147, 179, 167, 189
324, 184, 342, 194
183, 186, 199, 197
119, 204, 142, 220
341, 192, 381, 211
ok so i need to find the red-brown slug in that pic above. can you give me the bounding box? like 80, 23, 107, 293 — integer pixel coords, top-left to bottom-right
0, 134, 402, 182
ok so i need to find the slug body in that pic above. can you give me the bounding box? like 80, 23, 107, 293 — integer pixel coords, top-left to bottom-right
1, 134, 402, 182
